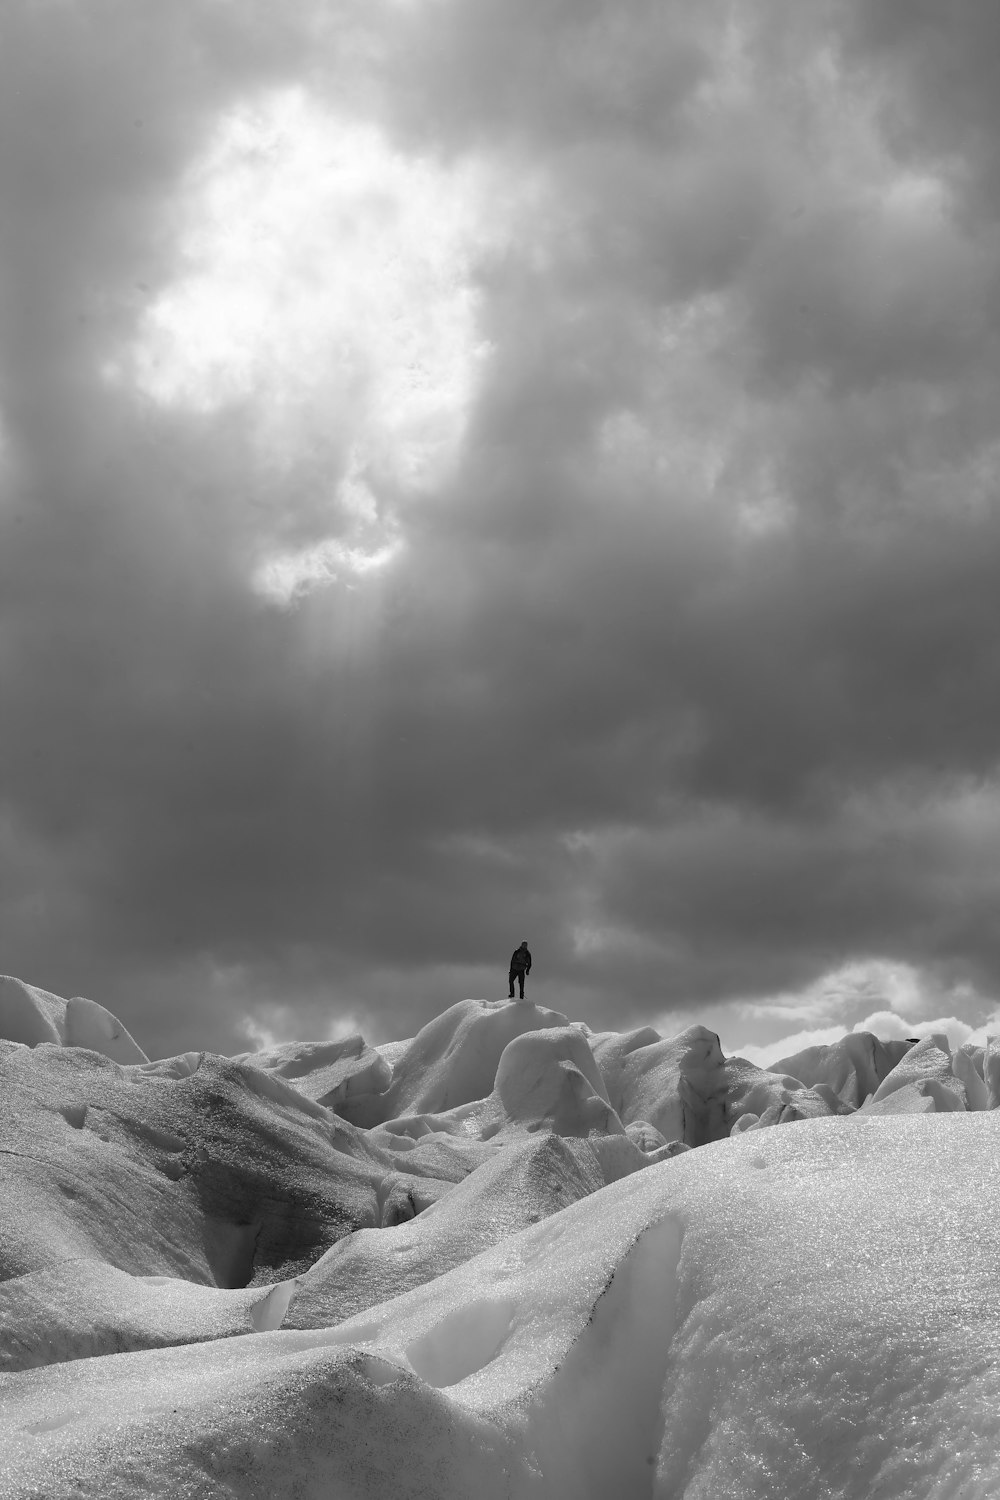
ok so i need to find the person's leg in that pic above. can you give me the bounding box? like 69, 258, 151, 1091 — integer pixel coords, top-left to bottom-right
509, 971, 515, 998
518, 973, 525, 999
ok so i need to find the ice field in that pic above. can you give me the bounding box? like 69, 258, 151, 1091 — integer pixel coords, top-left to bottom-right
2, 973, 999, 1498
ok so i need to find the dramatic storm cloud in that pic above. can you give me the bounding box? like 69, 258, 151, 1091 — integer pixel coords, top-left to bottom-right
2, 0, 999, 1060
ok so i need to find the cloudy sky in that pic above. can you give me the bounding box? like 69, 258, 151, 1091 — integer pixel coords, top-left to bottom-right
3, 0, 1000, 1065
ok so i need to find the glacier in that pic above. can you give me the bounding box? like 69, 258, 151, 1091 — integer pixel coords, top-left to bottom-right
1, 976, 998, 1498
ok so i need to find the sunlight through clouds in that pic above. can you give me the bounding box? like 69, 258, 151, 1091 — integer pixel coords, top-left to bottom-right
252, 531, 403, 607
109, 86, 502, 600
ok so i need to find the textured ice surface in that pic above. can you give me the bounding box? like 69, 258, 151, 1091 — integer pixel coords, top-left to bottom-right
0, 1043, 429, 1285
4, 1116, 1000, 1497
724, 1053, 850, 1132
4, 977, 1000, 1497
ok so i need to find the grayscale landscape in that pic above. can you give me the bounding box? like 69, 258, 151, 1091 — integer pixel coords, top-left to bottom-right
2, 1, 999, 1493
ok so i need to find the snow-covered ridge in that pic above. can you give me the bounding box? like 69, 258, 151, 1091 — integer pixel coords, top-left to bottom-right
2, 976, 998, 1498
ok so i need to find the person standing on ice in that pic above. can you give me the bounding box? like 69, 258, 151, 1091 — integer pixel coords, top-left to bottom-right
508, 942, 532, 1000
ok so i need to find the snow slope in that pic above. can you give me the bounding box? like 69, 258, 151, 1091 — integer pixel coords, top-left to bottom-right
2, 976, 998, 1498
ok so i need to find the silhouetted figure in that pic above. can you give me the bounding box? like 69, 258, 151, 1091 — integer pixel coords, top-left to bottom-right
509, 942, 532, 1000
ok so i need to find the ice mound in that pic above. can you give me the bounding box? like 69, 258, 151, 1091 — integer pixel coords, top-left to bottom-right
231, 1034, 392, 1109
0, 1261, 295, 1372
771, 1030, 913, 1106
724, 1052, 852, 1134
285, 1130, 647, 1328
868, 1033, 961, 1100
0, 1043, 427, 1286
0, 976, 147, 1063
339, 997, 570, 1126
770, 1027, 995, 1121
63, 996, 148, 1065
494, 1026, 624, 1136
0, 976, 67, 1046
5, 980, 1000, 1496
592, 1023, 728, 1145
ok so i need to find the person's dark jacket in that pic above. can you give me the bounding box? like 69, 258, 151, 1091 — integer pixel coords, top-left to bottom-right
509, 944, 532, 977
